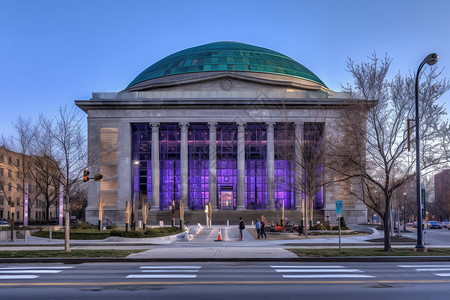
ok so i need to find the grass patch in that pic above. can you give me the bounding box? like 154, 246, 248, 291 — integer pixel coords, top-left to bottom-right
32, 230, 111, 240
288, 248, 450, 257
31, 226, 181, 240
111, 227, 181, 238
308, 231, 361, 236
0, 249, 144, 258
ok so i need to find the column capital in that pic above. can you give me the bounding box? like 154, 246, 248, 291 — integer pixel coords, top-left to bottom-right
236, 121, 246, 127
179, 122, 189, 128
208, 121, 218, 128
150, 122, 160, 129
266, 121, 276, 130
294, 121, 303, 128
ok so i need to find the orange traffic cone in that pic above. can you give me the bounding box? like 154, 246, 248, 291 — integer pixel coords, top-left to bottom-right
215, 228, 223, 241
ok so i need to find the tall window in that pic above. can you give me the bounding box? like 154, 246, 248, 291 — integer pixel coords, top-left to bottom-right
131, 123, 152, 210
245, 124, 267, 209
216, 124, 237, 209
274, 123, 295, 209
160, 124, 181, 210
304, 122, 324, 209
188, 124, 209, 210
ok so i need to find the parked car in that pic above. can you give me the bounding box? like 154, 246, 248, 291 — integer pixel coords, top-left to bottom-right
0, 219, 9, 227
441, 221, 449, 228
427, 221, 442, 229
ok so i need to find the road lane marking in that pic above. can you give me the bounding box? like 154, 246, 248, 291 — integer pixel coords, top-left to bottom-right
0, 270, 62, 274
141, 270, 199, 273
398, 265, 450, 277
127, 274, 197, 279
282, 274, 375, 278
0, 267, 73, 270
0, 275, 38, 280
398, 265, 450, 268
128, 265, 202, 279
275, 269, 363, 273
271, 266, 344, 268
140, 266, 201, 269
416, 268, 450, 271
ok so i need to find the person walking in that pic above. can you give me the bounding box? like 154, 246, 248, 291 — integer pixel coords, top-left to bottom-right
255, 219, 262, 239
238, 217, 245, 241
260, 215, 267, 239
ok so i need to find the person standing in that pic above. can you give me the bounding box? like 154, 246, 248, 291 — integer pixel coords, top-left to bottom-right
260, 215, 267, 239
238, 217, 245, 241
255, 219, 262, 239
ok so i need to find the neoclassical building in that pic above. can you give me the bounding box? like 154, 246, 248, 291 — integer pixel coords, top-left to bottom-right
76, 42, 368, 226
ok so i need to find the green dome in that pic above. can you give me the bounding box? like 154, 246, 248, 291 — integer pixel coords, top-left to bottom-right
127, 42, 327, 89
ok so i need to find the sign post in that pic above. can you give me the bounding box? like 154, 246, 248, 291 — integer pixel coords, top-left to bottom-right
336, 201, 343, 254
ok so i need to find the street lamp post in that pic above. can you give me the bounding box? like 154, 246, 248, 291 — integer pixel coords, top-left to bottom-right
132, 160, 140, 231
414, 53, 439, 252
403, 192, 407, 232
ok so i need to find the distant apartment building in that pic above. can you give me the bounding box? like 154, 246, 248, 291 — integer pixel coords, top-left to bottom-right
0, 146, 57, 223
435, 169, 450, 206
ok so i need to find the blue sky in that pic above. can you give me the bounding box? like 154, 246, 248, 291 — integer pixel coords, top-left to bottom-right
1, 0, 449, 137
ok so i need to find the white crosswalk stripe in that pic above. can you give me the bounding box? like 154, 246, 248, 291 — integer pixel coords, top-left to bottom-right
398, 264, 450, 277
127, 265, 202, 279
271, 265, 374, 279
0, 266, 73, 280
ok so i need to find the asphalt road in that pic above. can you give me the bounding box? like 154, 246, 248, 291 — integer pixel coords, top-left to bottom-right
403, 227, 450, 246
1, 262, 450, 299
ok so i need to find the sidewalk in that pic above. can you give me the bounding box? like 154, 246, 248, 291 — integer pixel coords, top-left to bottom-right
1, 226, 449, 262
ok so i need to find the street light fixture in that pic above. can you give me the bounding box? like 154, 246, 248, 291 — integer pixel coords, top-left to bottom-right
414, 53, 438, 252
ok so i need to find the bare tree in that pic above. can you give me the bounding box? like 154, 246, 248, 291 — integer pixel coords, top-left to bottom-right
39, 105, 87, 252
332, 53, 450, 251
1, 117, 40, 225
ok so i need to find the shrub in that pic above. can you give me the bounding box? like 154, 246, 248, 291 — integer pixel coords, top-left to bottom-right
110, 230, 145, 238
144, 227, 180, 237
73, 222, 95, 230
311, 223, 326, 230
106, 224, 117, 230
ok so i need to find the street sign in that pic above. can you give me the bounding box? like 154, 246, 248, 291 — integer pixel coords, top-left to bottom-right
335, 201, 343, 213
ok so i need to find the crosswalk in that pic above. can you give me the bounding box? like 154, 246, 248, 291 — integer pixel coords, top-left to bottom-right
126, 265, 202, 279
0, 266, 73, 280
398, 264, 450, 277
271, 265, 374, 279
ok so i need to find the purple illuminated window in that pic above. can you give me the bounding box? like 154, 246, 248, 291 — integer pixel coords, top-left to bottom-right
216, 124, 237, 209
131, 124, 152, 209
245, 124, 267, 209
188, 124, 209, 210
304, 123, 324, 209
160, 124, 181, 210
274, 123, 295, 210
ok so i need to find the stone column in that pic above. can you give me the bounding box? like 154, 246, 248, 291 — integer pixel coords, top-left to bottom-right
208, 122, 218, 209
266, 122, 275, 209
180, 122, 189, 209
237, 122, 246, 210
151, 123, 160, 210
294, 122, 303, 211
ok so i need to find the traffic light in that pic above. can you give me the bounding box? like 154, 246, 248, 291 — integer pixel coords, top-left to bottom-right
94, 174, 103, 181
83, 170, 89, 182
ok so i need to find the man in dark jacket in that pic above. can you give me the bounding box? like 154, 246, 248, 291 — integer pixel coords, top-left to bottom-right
238, 217, 245, 241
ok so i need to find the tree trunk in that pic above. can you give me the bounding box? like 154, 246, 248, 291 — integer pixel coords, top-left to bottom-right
383, 210, 392, 252
64, 210, 70, 252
